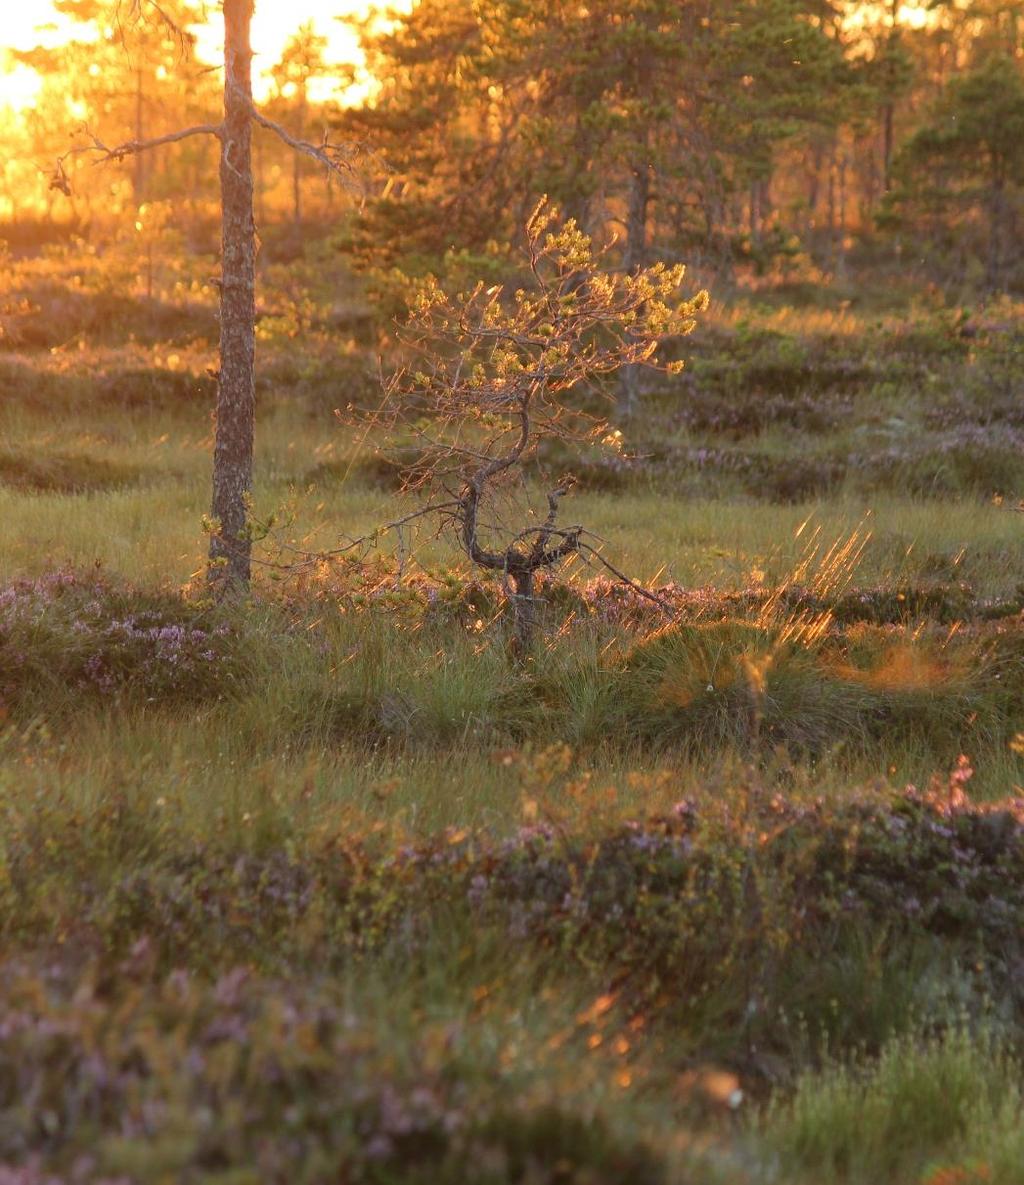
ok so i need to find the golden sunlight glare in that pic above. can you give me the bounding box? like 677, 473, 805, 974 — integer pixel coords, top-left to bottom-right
0, 1, 393, 112
1, 8, 98, 111
0, 56, 43, 113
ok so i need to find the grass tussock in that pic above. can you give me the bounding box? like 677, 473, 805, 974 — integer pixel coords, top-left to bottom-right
0, 448, 145, 494
3, 567, 1023, 783
5, 267, 1024, 1180
763, 1026, 1024, 1185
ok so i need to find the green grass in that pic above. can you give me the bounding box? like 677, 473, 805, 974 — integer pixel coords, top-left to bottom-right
4, 249, 1024, 1181
762, 1026, 1024, 1184
3, 471, 1024, 596
4, 729, 1024, 1181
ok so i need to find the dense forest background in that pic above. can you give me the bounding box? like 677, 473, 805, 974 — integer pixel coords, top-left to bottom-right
5, 0, 1024, 300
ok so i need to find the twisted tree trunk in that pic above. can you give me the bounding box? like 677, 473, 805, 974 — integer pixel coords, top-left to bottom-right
209, 0, 256, 591
509, 569, 535, 661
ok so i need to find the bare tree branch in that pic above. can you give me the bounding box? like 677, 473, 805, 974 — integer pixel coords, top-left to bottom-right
50, 122, 221, 192
245, 500, 465, 573
576, 538, 675, 617
247, 102, 369, 194
115, 0, 196, 60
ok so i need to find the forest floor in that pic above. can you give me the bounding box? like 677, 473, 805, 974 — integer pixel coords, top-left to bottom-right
2, 241, 1024, 1183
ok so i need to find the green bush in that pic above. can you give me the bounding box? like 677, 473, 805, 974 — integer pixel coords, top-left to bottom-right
761, 1026, 1024, 1185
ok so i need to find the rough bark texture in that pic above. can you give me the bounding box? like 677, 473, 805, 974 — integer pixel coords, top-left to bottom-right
209, 0, 256, 591
882, 101, 894, 194
509, 569, 535, 662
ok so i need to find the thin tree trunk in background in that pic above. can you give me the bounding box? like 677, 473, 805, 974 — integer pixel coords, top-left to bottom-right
617, 158, 651, 419
134, 68, 145, 203
748, 178, 761, 247
255, 129, 266, 226
807, 144, 821, 231
883, 0, 897, 193
293, 88, 305, 226
565, 110, 594, 233
862, 137, 879, 220
293, 153, 302, 225
760, 175, 773, 227
827, 143, 837, 269
836, 150, 848, 279
209, 0, 256, 591
987, 170, 1006, 292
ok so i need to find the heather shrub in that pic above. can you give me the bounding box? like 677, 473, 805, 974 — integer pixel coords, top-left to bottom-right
853, 429, 1024, 498
3, 772, 1024, 1064
675, 384, 853, 437
98, 365, 216, 409
684, 327, 872, 400
0, 569, 252, 716
0, 955, 672, 1185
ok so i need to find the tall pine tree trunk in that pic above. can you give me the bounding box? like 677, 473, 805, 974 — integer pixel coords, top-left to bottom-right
209, 0, 256, 591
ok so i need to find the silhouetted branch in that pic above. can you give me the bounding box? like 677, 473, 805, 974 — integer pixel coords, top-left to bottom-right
576, 537, 675, 616
247, 103, 368, 193
238, 499, 465, 574
114, 0, 196, 61
50, 123, 221, 193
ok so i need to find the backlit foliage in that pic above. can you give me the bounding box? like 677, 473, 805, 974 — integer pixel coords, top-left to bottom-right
358, 200, 708, 648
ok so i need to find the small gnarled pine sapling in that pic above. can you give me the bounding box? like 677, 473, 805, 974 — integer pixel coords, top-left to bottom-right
354, 199, 709, 656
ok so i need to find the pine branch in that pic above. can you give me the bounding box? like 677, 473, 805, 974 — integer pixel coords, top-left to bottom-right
247, 102, 370, 194
50, 123, 221, 193
576, 538, 675, 617
114, 0, 196, 61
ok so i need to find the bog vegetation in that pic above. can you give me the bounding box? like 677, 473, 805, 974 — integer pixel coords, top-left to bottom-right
4, 1, 1024, 1182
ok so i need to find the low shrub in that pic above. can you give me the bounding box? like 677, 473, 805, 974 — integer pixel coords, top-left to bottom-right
98, 366, 216, 409
3, 567, 1019, 768
0, 569, 252, 716
852, 428, 1024, 498
675, 384, 854, 437
5, 776, 1024, 1032
0, 956, 670, 1185
0, 278, 215, 351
